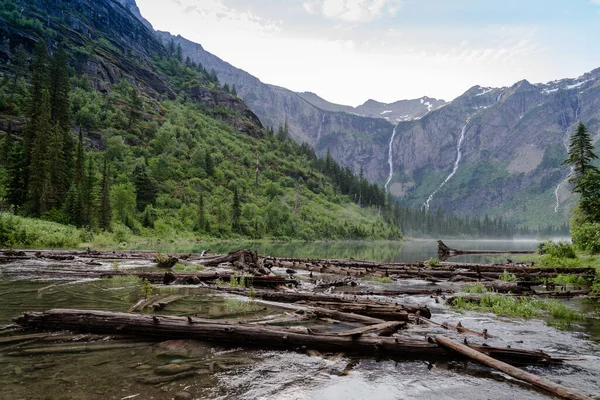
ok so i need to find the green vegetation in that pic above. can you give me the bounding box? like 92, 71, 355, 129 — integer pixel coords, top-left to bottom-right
463, 283, 488, 294
0, 10, 403, 245
500, 270, 517, 282
563, 123, 600, 254
140, 278, 153, 298
172, 262, 204, 272
364, 276, 393, 284
223, 298, 260, 314
449, 294, 584, 327
425, 257, 439, 268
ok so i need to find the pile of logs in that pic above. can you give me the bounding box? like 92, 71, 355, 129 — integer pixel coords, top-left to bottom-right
2, 246, 598, 400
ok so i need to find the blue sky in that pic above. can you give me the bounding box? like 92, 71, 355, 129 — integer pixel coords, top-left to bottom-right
136, 0, 600, 106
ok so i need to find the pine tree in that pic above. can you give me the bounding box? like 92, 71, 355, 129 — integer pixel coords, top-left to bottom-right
24, 40, 51, 192
99, 157, 112, 231
74, 130, 85, 186
6, 138, 26, 210
564, 122, 598, 182
27, 88, 60, 215
205, 152, 215, 176
49, 47, 74, 200
196, 193, 206, 232
133, 164, 158, 211
127, 87, 142, 129
81, 157, 96, 227
232, 187, 241, 233
231, 84, 237, 97
9, 45, 28, 107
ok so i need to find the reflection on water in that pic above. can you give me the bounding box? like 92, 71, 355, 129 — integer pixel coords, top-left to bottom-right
126, 239, 540, 264
2, 239, 599, 400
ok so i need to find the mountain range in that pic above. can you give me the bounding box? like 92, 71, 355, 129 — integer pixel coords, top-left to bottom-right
25, 0, 600, 227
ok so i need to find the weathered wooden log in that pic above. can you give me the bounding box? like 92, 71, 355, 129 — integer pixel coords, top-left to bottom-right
337, 288, 453, 296
248, 299, 388, 325
437, 240, 536, 257
337, 321, 406, 337
211, 286, 431, 318
296, 301, 420, 321
435, 335, 593, 400
13, 309, 562, 365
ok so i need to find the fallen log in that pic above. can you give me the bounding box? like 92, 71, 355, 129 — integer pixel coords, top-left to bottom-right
337, 288, 453, 296
438, 240, 536, 258
337, 321, 406, 337
297, 301, 415, 322
435, 335, 593, 400
211, 286, 431, 318
13, 309, 562, 366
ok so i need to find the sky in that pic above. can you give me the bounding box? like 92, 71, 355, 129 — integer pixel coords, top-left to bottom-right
135, 0, 600, 106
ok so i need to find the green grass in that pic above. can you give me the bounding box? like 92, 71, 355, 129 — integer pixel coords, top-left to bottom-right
0, 212, 86, 248
364, 276, 393, 284
223, 299, 259, 313
449, 293, 584, 327
172, 262, 204, 272
500, 270, 517, 282
463, 283, 488, 294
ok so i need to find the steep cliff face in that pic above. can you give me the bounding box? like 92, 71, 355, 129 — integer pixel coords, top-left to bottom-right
0, 0, 261, 135
97, 0, 600, 225
384, 73, 600, 224
154, 32, 397, 182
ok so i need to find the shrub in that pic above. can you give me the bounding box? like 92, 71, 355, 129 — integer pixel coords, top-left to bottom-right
539, 240, 576, 258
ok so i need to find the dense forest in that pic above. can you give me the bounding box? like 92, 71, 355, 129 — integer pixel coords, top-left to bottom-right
0, 0, 566, 246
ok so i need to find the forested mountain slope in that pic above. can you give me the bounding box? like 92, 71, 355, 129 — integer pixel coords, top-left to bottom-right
0, 0, 403, 243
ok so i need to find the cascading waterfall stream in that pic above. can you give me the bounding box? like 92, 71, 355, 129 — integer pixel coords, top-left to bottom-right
554, 97, 580, 213
424, 118, 471, 211
385, 124, 400, 192
312, 114, 326, 146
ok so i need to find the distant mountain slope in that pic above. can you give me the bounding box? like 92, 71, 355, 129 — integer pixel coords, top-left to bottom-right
296, 93, 446, 123
121, 0, 600, 227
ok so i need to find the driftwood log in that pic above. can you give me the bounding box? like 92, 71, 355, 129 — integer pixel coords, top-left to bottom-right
211, 286, 431, 319
435, 335, 593, 400
13, 309, 562, 366
437, 240, 536, 258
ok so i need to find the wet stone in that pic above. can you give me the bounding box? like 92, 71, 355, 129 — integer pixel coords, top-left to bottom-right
174, 391, 193, 400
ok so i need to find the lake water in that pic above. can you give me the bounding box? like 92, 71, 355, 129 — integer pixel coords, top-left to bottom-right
1, 239, 599, 400
130, 238, 541, 264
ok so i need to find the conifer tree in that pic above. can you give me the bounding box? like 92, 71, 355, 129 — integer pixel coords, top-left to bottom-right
205, 152, 215, 176
27, 88, 59, 215
133, 163, 158, 211
231, 84, 237, 97
81, 157, 96, 227
196, 193, 206, 232
9, 45, 28, 107
49, 47, 74, 202
127, 87, 142, 129
565, 122, 598, 182
232, 187, 241, 233
99, 157, 112, 231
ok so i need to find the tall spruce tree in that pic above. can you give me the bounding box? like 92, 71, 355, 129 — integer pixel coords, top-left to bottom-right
232, 187, 241, 233
99, 157, 112, 231
133, 163, 158, 211
81, 157, 96, 227
564, 122, 598, 182
27, 89, 62, 215
49, 47, 73, 201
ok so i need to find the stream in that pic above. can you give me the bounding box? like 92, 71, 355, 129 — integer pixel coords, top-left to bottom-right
1, 239, 599, 400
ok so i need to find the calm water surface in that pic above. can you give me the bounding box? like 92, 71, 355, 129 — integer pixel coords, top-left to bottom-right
1, 239, 598, 400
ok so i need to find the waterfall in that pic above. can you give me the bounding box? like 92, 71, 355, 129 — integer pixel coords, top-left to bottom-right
424, 118, 471, 211
385, 124, 399, 192
554, 97, 580, 213
312, 114, 326, 146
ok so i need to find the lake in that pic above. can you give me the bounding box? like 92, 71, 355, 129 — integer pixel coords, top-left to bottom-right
1, 239, 599, 400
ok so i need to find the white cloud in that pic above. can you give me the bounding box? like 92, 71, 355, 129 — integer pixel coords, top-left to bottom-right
302, 0, 402, 22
